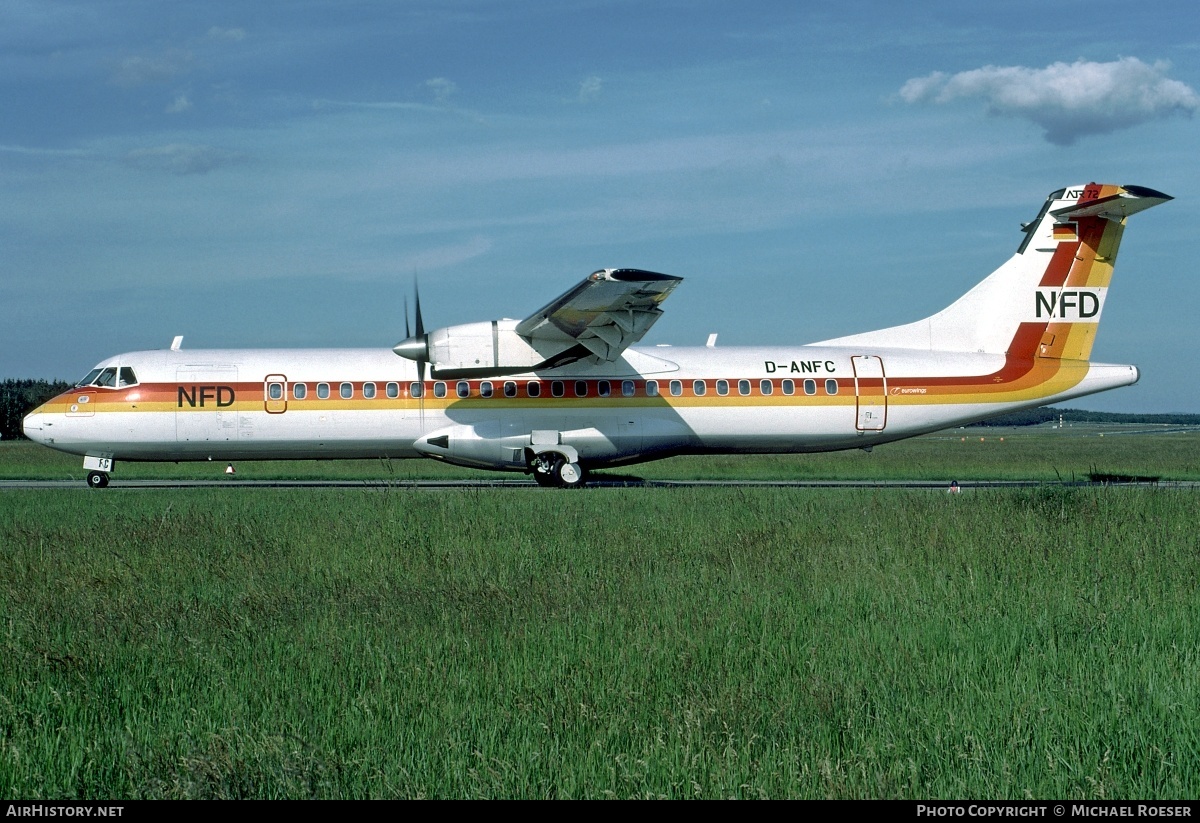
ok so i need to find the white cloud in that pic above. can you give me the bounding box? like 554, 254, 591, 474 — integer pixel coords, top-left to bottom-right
0, 143, 88, 157
110, 51, 193, 87
165, 94, 192, 114
399, 236, 493, 274
578, 75, 602, 103
899, 57, 1200, 145
425, 77, 458, 103
123, 144, 243, 175
207, 27, 246, 41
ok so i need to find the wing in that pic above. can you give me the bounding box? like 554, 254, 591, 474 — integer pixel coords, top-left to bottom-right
515, 268, 683, 362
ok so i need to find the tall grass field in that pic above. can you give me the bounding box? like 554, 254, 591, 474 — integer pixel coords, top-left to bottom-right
1, 431, 1198, 798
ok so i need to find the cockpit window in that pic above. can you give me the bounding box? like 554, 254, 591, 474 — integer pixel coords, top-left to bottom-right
76, 368, 103, 387
76, 366, 138, 388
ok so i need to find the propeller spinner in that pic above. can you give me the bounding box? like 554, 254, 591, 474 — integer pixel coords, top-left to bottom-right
393, 283, 428, 380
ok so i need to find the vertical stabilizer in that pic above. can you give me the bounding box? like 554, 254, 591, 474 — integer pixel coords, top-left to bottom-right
812, 184, 1171, 360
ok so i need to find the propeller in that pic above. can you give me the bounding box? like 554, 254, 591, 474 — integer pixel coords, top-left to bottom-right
393, 281, 429, 382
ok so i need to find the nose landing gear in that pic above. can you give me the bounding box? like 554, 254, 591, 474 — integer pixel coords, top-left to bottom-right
83, 456, 114, 488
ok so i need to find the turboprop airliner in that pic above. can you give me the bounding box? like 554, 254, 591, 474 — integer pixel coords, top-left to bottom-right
22, 183, 1170, 487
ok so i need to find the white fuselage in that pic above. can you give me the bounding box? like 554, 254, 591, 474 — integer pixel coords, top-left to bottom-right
22, 343, 1138, 472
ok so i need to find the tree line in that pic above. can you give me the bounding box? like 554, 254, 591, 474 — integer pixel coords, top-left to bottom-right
1, 379, 73, 441
971, 407, 1200, 427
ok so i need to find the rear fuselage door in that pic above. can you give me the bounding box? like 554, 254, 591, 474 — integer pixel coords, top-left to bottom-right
852, 355, 887, 432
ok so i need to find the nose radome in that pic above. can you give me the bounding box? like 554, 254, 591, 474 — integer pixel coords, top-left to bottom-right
22, 411, 45, 441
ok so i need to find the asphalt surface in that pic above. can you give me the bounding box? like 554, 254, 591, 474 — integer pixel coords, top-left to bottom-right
2, 478, 1192, 490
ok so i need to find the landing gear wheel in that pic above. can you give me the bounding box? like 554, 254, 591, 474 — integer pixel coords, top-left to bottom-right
87, 471, 110, 489
554, 461, 587, 488
533, 468, 558, 487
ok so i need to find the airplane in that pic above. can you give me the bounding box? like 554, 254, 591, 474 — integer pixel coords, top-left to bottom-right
22, 182, 1170, 488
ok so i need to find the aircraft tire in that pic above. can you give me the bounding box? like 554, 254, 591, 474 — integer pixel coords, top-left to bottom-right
555, 461, 587, 488
87, 471, 109, 489
533, 469, 558, 487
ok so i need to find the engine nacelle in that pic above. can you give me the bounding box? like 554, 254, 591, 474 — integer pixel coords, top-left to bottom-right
427, 320, 541, 377
395, 319, 574, 379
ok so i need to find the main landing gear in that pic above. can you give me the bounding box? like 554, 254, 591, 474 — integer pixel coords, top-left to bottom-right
530, 451, 588, 488
87, 471, 110, 488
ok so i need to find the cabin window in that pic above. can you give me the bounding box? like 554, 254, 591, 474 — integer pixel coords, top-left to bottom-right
716, 380, 729, 396
504, 381, 517, 398
598, 380, 611, 397
669, 380, 682, 396
760, 379, 772, 395
803, 379, 817, 396
363, 382, 376, 399
622, 380, 636, 397
693, 380, 706, 396
825, 378, 839, 395
340, 382, 353, 399
434, 382, 446, 398
574, 381, 588, 397
646, 380, 659, 397
527, 381, 541, 398
387, 382, 400, 398
317, 383, 330, 399
781, 379, 795, 395
268, 383, 284, 401
406, 382, 419, 399
551, 381, 565, 398
294, 383, 308, 400
480, 381, 493, 398
456, 381, 470, 398
118, 367, 138, 387
738, 379, 751, 396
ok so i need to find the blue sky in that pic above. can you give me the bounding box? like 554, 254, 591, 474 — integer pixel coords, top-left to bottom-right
3, 0, 1197, 412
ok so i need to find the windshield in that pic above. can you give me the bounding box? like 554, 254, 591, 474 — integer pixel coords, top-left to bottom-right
76, 368, 103, 387
74, 366, 138, 388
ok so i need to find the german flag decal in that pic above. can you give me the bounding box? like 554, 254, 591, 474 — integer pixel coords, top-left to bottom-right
1052, 222, 1077, 242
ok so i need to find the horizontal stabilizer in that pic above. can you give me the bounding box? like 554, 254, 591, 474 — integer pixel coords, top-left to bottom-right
1051, 185, 1173, 222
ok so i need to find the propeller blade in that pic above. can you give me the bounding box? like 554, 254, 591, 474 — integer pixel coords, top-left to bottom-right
414, 281, 425, 338
413, 281, 427, 382
393, 280, 429, 383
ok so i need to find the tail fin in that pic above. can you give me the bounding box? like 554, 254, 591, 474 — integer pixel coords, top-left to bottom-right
813, 183, 1171, 360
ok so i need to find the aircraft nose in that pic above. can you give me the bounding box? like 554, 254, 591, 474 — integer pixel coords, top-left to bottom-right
22, 411, 46, 442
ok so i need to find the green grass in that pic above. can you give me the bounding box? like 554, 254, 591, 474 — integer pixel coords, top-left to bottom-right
2, 483, 1198, 798
4, 424, 1200, 483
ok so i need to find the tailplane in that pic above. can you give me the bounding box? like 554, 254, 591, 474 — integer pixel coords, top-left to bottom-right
813, 183, 1171, 360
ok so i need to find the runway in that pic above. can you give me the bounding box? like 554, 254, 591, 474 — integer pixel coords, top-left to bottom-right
1, 477, 1191, 491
